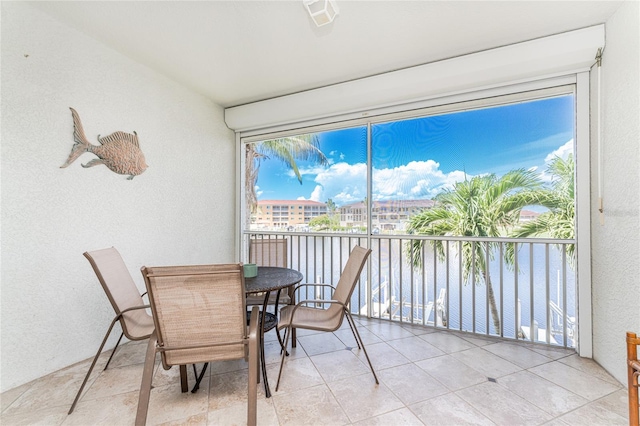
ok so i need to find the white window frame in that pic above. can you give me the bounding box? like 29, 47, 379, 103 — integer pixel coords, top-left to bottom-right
236, 75, 592, 357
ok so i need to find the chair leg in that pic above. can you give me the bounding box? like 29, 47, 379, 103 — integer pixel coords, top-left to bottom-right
191, 363, 208, 393
275, 326, 291, 392
68, 316, 120, 414
180, 365, 188, 392
135, 332, 158, 426
274, 325, 285, 350
289, 286, 297, 348
345, 310, 379, 384
627, 332, 640, 426
632, 371, 640, 426
345, 313, 361, 349
272, 289, 287, 353
248, 327, 258, 426
103, 332, 125, 371
256, 337, 261, 385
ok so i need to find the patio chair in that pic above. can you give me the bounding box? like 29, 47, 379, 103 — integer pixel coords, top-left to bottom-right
275, 245, 378, 391
246, 237, 295, 347
627, 331, 640, 426
69, 247, 155, 414
246, 238, 290, 305
136, 263, 258, 426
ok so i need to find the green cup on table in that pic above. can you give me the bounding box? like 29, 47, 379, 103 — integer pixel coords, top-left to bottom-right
243, 263, 258, 278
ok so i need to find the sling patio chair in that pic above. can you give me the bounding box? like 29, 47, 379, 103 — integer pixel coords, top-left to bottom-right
136, 263, 258, 426
275, 245, 378, 391
246, 237, 290, 306
246, 237, 295, 347
68, 247, 155, 414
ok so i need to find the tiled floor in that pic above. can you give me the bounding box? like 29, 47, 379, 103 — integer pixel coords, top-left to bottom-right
1, 317, 629, 425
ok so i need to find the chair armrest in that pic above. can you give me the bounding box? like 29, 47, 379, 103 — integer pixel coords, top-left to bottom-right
291, 283, 337, 308
295, 299, 345, 307
118, 304, 151, 317
291, 283, 336, 297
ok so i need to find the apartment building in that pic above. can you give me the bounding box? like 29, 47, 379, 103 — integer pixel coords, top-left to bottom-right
340, 199, 435, 231
253, 200, 327, 229
340, 201, 540, 231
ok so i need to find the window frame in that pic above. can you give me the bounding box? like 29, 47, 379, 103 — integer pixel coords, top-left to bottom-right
236, 74, 591, 356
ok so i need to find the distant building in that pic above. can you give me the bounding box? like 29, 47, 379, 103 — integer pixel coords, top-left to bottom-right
339, 199, 435, 231
519, 209, 540, 222
253, 200, 327, 229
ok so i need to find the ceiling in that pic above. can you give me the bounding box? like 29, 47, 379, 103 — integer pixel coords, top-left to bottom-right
30, 1, 622, 108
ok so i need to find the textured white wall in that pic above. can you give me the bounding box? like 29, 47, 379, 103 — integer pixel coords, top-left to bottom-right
0, 3, 235, 392
591, 0, 640, 384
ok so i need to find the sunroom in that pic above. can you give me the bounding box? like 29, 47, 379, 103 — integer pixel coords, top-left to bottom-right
1, 1, 638, 425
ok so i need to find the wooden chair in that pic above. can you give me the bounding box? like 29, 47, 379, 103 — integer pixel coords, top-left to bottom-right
69, 247, 154, 414
628, 331, 640, 426
137, 264, 258, 426
275, 245, 378, 391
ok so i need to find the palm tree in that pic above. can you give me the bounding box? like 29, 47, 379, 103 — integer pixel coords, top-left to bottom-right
326, 198, 337, 214
406, 169, 544, 334
508, 154, 575, 262
245, 135, 328, 213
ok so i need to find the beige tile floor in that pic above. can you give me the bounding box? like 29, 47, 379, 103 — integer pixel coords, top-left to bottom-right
1, 317, 629, 425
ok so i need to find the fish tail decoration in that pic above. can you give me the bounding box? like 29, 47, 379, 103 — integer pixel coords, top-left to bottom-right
60, 108, 92, 168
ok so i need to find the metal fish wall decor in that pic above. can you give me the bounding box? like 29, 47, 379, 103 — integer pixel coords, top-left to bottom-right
61, 108, 148, 180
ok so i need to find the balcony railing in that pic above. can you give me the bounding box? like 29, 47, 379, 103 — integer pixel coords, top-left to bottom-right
243, 231, 576, 349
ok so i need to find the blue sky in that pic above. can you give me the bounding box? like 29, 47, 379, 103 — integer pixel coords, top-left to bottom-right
253, 95, 575, 206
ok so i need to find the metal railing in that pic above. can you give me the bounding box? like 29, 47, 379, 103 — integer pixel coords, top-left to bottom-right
243, 231, 576, 348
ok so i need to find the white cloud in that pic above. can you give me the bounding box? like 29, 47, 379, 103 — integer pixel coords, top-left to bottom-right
309, 185, 324, 202
545, 139, 573, 163
540, 139, 573, 182
372, 160, 468, 200
291, 140, 574, 204
307, 160, 468, 205
314, 162, 367, 205
328, 150, 345, 161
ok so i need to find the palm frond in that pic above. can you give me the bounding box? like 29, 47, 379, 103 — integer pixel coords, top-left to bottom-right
258, 135, 328, 183
244, 134, 329, 219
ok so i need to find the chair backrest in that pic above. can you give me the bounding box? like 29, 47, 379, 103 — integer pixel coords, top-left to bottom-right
328, 245, 371, 319
249, 238, 287, 267
141, 263, 247, 368
84, 247, 150, 340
